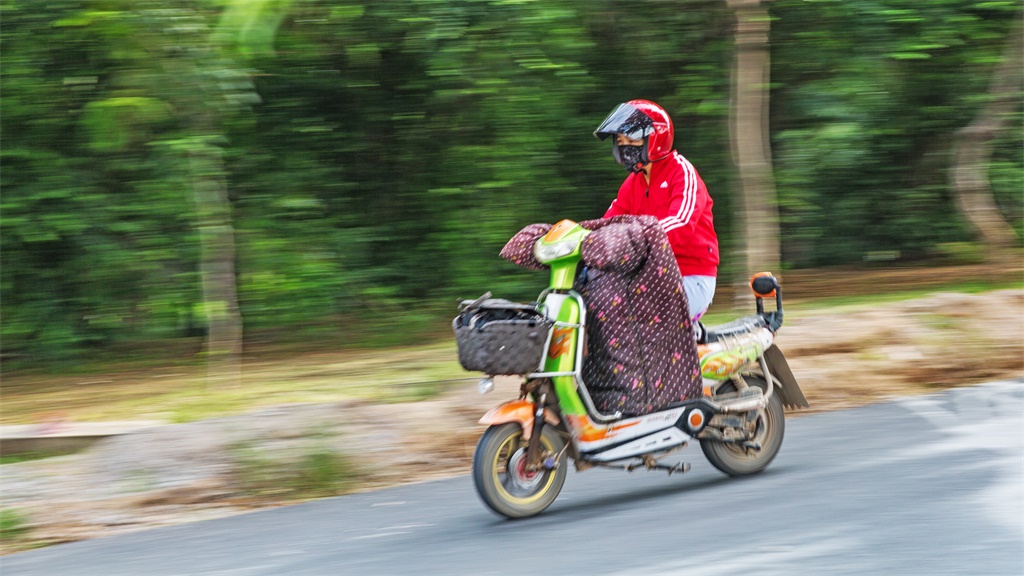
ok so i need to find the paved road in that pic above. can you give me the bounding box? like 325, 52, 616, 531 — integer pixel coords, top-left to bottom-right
4, 380, 1022, 576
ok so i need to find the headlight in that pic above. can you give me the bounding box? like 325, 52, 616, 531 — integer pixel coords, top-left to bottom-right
534, 238, 577, 263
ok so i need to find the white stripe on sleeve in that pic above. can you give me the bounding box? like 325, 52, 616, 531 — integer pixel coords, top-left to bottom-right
659, 153, 697, 233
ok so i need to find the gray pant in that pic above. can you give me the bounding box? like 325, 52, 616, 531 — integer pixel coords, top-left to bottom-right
683, 275, 716, 320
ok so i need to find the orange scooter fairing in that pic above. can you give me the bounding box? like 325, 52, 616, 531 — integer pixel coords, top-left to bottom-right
564, 414, 640, 443
479, 399, 562, 441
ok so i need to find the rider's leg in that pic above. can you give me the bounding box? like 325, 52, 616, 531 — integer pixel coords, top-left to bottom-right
683, 275, 717, 321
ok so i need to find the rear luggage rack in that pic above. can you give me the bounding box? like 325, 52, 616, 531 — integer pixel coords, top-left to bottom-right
702, 314, 768, 344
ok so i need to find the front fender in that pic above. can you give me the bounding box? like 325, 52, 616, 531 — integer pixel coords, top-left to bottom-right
479, 399, 561, 441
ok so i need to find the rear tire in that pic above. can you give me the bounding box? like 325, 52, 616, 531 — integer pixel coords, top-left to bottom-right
700, 374, 785, 476
472, 423, 567, 518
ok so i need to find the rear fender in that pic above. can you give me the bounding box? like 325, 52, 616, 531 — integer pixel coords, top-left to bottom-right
479, 399, 561, 441
763, 345, 810, 409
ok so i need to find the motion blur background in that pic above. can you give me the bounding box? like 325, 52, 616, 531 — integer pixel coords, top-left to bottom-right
2, 0, 1021, 367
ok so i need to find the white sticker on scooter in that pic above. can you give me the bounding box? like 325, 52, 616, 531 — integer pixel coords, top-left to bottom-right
587, 427, 692, 462
576, 408, 688, 457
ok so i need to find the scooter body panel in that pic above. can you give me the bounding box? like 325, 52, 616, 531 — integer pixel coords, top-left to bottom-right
566, 408, 691, 462
541, 291, 588, 417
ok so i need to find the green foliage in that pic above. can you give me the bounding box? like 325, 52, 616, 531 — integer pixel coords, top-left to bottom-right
1, 0, 1021, 363
81, 97, 172, 153
770, 0, 1022, 265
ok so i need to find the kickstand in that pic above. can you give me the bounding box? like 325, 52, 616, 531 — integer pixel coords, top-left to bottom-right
624, 454, 692, 475
660, 461, 691, 475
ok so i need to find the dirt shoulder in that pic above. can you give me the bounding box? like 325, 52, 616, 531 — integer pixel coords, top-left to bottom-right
1, 287, 1022, 553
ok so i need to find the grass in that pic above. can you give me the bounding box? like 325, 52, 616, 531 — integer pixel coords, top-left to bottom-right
0, 341, 475, 425
0, 452, 69, 465
0, 508, 29, 540
0, 276, 1019, 426
784, 279, 1022, 316
231, 439, 358, 500
920, 313, 963, 331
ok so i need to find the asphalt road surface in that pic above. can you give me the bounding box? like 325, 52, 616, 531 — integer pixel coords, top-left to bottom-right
4, 380, 1022, 576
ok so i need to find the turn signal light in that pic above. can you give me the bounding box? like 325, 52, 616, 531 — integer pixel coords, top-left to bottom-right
688, 409, 705, 430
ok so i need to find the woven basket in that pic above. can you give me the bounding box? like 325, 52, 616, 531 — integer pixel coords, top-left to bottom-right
453, 300, 553, 375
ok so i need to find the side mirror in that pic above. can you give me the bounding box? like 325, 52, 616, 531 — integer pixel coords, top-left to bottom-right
749, 272, 778, 298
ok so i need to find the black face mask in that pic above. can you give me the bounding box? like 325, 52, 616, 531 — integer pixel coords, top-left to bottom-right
617, 144, 646, 173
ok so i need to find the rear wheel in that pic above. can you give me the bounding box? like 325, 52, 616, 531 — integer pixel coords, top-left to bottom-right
472, 423, 567, 518
700, 374, 784, 476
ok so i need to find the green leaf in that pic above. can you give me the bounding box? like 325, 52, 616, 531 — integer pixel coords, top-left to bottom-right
885, 52, 933, 60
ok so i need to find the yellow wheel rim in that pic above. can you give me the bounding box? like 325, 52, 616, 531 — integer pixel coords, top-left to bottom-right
490, 430, 557, 506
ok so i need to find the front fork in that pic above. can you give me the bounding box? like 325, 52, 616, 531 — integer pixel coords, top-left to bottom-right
526, 392, 548, 469
478, 381, 569, 472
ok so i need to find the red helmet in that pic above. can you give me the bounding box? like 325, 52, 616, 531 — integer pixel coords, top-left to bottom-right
593, 99, 675, 166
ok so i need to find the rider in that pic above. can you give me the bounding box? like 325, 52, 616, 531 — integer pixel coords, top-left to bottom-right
594, 99, 720, 320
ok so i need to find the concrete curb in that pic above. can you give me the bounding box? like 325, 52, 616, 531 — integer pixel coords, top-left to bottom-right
0, 420, 166, 455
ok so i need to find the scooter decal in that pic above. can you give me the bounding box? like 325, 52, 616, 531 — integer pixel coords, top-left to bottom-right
587, 427, 690, 462
548, 327, 574, 358
567, 409, 685, 451
568, 415, 641, 442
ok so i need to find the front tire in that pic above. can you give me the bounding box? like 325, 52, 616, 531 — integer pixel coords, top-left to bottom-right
700, 374, 785, 476
472, 423, 567, 518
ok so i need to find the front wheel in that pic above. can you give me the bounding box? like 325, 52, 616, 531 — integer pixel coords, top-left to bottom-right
700, 374, 785, 476
472, 423, 567, 518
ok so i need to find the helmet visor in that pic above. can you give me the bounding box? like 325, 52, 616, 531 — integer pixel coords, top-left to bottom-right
593, 103, 654, 141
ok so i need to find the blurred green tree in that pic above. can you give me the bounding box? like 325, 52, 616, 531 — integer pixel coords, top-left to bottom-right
1, 0, 1020, 365
769, 0, 1022, 266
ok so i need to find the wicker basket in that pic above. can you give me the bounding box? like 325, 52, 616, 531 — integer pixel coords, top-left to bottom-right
453, 297, 553, 375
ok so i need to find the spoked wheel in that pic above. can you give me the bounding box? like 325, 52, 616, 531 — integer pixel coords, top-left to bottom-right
472, 423, 567, 518
700, 374, 785, 476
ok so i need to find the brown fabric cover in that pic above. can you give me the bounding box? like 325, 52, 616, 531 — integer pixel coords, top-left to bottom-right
500, 216, 702, 416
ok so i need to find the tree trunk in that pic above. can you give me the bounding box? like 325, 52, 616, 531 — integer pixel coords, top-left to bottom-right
951, 19, 1022, 256
142, 5, 248, 388
189, 140, 242, 387
728, 0, 781, 305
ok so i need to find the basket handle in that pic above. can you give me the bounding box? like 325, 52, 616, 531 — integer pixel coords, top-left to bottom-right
459, 291, 492, 312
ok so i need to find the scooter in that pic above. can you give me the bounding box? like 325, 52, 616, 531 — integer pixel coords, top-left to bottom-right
454, 219, 809, 518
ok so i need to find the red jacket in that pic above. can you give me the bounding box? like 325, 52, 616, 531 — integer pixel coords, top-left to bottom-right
603, 151, 719, 277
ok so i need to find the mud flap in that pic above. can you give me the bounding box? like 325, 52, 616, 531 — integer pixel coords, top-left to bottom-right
764, 345, 810, 409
